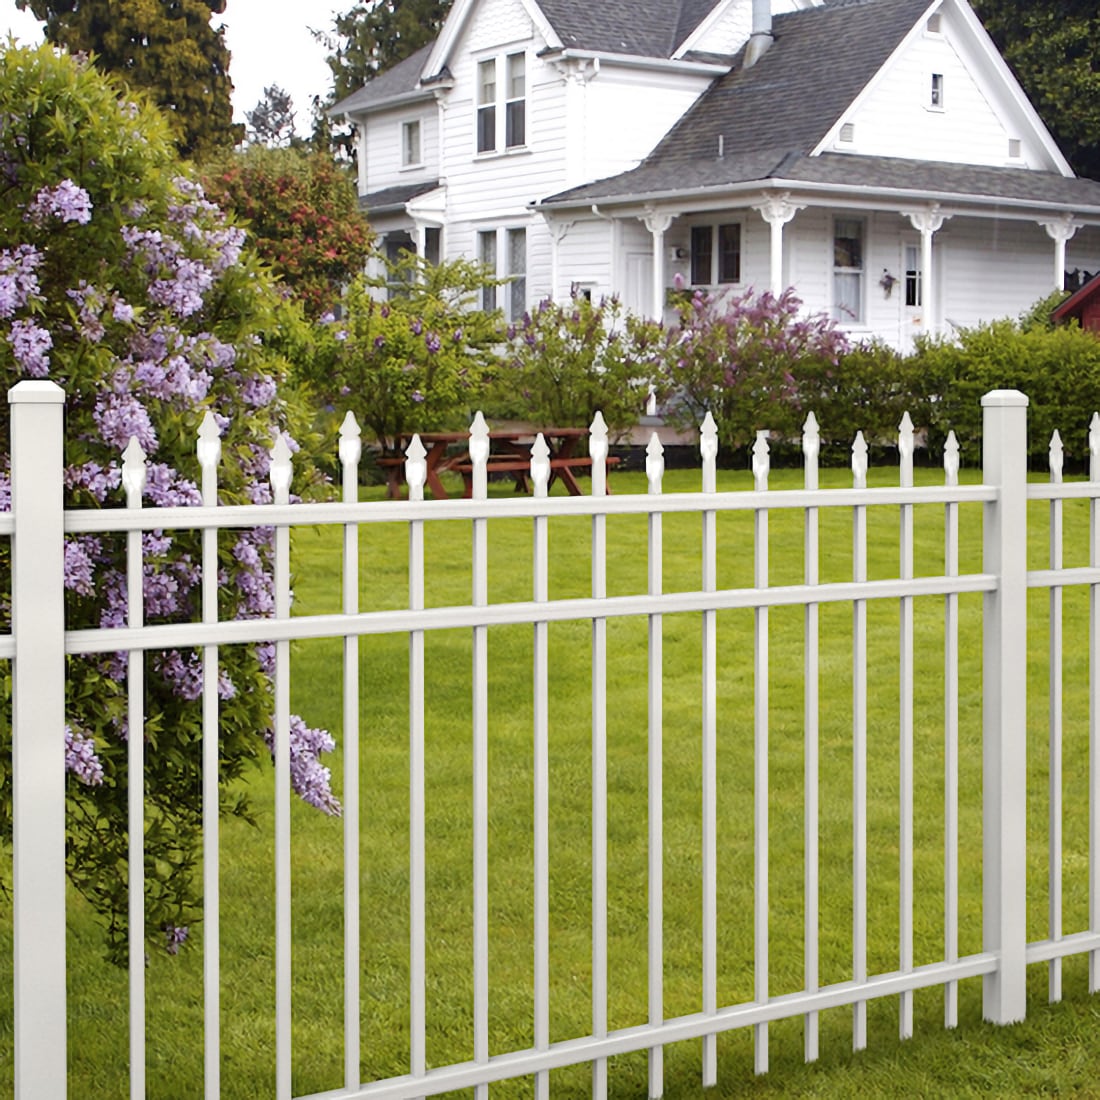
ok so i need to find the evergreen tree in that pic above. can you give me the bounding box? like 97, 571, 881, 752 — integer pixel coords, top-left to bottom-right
246, 83, 296, 147
16, 0, 241, 159
972, 0, 1100, 179
318, 0, 453, 104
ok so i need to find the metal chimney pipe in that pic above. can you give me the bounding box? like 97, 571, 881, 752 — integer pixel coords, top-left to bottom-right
745, 0, 773, 68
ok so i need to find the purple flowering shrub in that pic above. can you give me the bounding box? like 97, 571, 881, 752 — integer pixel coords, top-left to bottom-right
294, 254, 501, 453
491, 292, 671, 437
659, 285, 853, 452
0, 44, 337, 964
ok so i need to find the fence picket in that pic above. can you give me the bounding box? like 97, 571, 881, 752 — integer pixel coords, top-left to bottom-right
646, 433, 665, 1099
899, 412, 915, 1040
1092, 414, 1100, 996
752, 430, 771, 1076
197, 412, 222, 1099
802, 412, 820, 1063
589, 413, 609, 1100
271, 433, 294, 1100
701, 412, 718, 1087
1050, 431, 1065, 1004
944, 431, 961, 1029
122, 436, 147, 1100
340, 413, 363, 1088
405, 434, 427, 1096
532, 435, 551, 1100
470, 414, 490, 1100
852, 431, 869, 1052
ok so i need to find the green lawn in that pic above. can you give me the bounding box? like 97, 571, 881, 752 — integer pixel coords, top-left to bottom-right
3, 461, 1100, 1097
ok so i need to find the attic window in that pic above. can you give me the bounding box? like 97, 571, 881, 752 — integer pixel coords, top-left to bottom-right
839, 122, 855, 143
930, 73, 945, 109
926, 12, 943, 34
1008, 138, 1022, 159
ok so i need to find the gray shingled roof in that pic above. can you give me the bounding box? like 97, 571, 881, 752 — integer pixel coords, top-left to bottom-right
358, 180, 442, 215
540, 0, 1100, 212
537, 0, 719, 56
330, 43, 435, 115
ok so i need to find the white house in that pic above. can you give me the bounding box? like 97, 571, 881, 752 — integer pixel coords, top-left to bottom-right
332, 0, 1100, 350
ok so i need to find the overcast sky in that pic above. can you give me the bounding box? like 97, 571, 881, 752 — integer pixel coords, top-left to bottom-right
0, 0, 346, 135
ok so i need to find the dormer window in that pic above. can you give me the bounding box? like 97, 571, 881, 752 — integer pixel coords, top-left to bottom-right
1008, 138, 1022, 159
926, 12, 943, 34
402, 119, 422, 167
930, 73, 944, 109
839, 122, 855, 144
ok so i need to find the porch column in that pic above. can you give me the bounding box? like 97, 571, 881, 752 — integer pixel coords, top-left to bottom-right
643, 206, 676, 320
904, 204, 950, 336
753, 193, 803, 296
1040, 214, 1080, 293
411, 220, 428, 282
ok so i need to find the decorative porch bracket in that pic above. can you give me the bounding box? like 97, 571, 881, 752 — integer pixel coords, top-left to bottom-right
1040, 213, 1081, 294
642, 205, 679, 320
753, 192, 804, 296
902, 204, 951, 336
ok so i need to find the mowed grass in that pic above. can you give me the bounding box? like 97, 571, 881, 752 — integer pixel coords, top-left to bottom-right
3, 461, 1100, 1097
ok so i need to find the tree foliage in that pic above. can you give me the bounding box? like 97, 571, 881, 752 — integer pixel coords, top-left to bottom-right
201, 145, 374, 318
318, 0, 453, 103
245, 83, 296, 148
973, 0, 1100, 179
16, 0, 240, 159
0, 42, 336, 963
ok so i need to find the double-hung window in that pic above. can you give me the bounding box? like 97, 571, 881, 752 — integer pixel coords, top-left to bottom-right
476, 52, 527, 153
402, 119, 421, 167
478, 227, 526, 320
832, 218, 864, 323
690, 223, 741, 285
479, 230, 498, 310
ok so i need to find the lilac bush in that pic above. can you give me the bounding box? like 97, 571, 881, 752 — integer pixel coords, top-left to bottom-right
0, 43, 338, 964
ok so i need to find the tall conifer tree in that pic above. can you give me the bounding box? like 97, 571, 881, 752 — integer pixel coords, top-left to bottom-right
17, 0, 240, 159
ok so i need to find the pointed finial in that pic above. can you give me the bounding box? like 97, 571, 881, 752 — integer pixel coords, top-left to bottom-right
1049, 430, 1064, 484
339, 411, 362, 471
589, 411, 609, 465
898, 411, 914, 488
531, 433, 551, 497
646, 433, 665, 494
700, 411, 718, 494
944, 431, 959, 487
469, 411, 490, 467
852, 431, 868, 488
1091, 412, 1100, 483
752, 430, 770, 491
197, 411, 221, 473
122, 436, 147, 505
405, 434, 427, 502
269, 433, 293, 503
802, 412, 820, 461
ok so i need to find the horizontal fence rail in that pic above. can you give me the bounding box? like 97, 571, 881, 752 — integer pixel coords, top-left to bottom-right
8, 382, 1100, 1097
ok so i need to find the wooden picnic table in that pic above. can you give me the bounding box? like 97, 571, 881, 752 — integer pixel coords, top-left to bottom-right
381, 427, 615, 499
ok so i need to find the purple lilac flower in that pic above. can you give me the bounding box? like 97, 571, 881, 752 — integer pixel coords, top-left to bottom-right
26, 179, 92, 225
93, 391, 157, 452
141, 463, 201, 507
410, 318, 422, 336
64, 536, 101, 596
411, 390, 425, 403
65, 725, 104, 786
8, 319, 52, 377
149, 258, 214, 318
66, 461, 122, 502
164, 925, 189, 955
155, 650, 203, 700
0, 469, 10, 512
0, 244, 42, 318
256, 642, 276, 677
241, 374, 277, 408
425, 332, 441, 354
263, 715, 341, 815
113, 299, 135, 324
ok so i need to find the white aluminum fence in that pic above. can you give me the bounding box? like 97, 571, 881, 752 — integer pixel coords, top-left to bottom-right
7, 381, 1100, 1097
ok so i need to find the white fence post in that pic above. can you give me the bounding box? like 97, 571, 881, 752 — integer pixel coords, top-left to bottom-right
9, 380, 68, 1099
981, 388, 1029, 1025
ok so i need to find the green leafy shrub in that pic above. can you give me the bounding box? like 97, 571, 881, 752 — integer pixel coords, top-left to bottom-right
0, 42, 333, 963
489, 293, 669, 438
293, 255, 501, 452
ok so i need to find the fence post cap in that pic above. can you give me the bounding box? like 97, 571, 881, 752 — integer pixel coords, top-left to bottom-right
981, 389, 1029, 408
8, 380, 64, 405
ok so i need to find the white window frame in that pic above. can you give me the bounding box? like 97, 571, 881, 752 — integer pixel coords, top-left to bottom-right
477, 225, 527, 320
929, 72, 945, 111
689, 221, 742, 287
474, 49, 528, 157
401, 118, 422, 168
832, 216, 865, 325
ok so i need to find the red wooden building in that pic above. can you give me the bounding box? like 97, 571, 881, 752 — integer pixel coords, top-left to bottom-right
1053, 273, 1100, 332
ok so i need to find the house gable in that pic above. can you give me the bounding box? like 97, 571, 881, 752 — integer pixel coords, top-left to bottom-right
814, 0, 1072, 175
